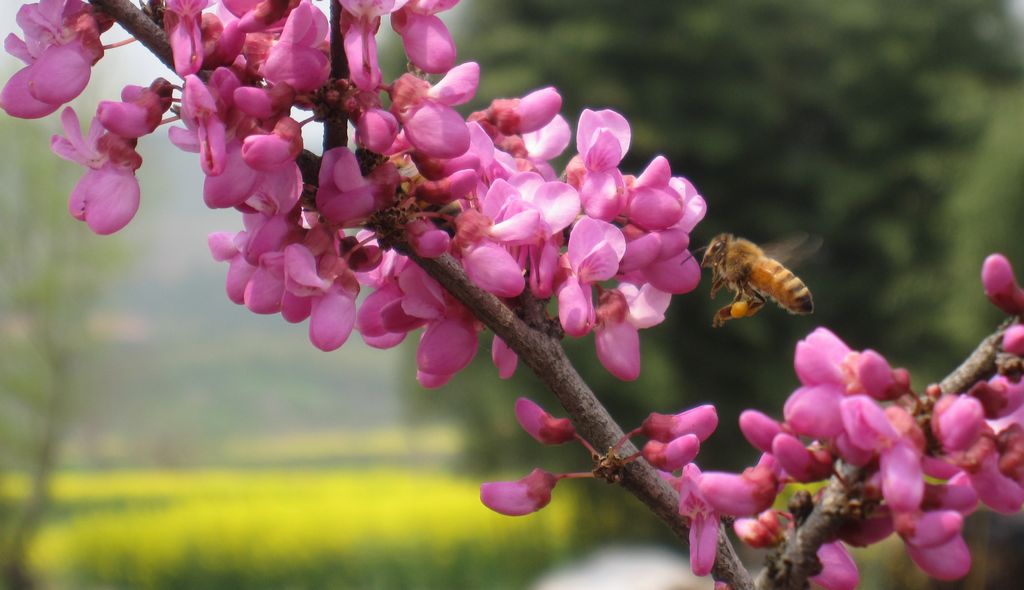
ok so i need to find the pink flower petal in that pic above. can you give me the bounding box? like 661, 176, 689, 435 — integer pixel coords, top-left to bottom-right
309, 284, 357, 351
416, 317, 477, 375
480, 468, 557, 516
404, 102, 470, 159
427, 61, 479, 106
463, 242, 525, 297
595, 319, 640, 381
810, 542, 859, 590
68, 167, 140, 235
395, 11, 455, 73
1, 66, 60, 118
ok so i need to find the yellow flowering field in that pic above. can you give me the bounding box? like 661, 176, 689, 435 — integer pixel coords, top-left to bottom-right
15, 468, 577, 589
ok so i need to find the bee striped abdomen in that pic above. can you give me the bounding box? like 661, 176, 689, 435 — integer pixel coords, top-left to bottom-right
752, 258, 813, 315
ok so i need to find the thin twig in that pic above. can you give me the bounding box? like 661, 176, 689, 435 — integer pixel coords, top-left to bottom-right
81, 4, 760, 587
89, 0, 174, 72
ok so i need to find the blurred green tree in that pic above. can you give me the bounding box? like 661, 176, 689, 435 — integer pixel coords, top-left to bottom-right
0, 118, 123, 590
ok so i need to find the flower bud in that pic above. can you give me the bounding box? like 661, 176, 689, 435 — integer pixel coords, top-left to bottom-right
241, 117, 302, 170
733, 510, 784, 548
357, 108, 400, 154
932, 395, 984, 452
1003, 324, 1024, 356
406, 219, 451, 259
641, 404, 718, 443
514, 397, 576, 445
896, 509, 962, 549
771, 433, 833, 482
642, 434, 700, 471
784, 385, 844, 439
971, 375, 1024, 419
982, 253, 1024, 315
480, 468, 558, 516
880, 441, 924, 513
698, 463, 778, 517
739, 410, 783, 453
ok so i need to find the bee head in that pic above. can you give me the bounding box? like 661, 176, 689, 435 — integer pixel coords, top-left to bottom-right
701, 233, 731, 268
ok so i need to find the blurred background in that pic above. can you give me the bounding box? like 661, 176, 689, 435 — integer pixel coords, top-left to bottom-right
3, 0, 1024, 588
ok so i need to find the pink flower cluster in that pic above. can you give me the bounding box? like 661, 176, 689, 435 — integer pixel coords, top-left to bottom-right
730, 262, 1024, 585
481, 398, 741, 580
1, 1, 705, 387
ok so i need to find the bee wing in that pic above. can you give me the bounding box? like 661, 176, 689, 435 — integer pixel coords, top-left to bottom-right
761, 233, 822, 267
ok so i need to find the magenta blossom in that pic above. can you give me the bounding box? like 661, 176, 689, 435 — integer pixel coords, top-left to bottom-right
1, 0, 104, 119
480, 468, 558, 516
50, 107, 141, 235
514, 397, 576, 445
676, 463, 720, 577
164, 0, 211, 76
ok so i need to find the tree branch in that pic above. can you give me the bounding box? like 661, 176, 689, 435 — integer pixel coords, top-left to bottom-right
324, 0, 348, 150
406, 252, 754, 590
89, 0, 174, 72
755, 319, 1012, 590
85, 4, 760, 587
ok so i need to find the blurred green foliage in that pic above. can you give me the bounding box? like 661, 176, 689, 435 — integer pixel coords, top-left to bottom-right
408, 0, 1024, 547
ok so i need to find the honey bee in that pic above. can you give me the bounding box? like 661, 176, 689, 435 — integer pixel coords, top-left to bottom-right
701, 233, 814, 327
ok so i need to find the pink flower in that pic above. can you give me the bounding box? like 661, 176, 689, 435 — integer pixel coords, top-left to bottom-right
208, 230, 256, 304
771, 433, 833, 483
165, 0, 212, 76
733, 511, 784, 548
982, 253, 1024, 315
573, 109, 630, 220
810, 542, 859, 590
557, 217, 626, 336
480, 468, 558, 516
677, 464, 720, 577
340, 0, 407, 91
261, 0, 330, 92
1, 0, 103, 119
50, 107, 141, 234
905, 534, 971, 581
698, 460, 779, 517
514, 397, 576, 445
641, 404, 718, 443
315, 146, 376, 224
625, 156, 684, 231
390, 62, 479, 158
175, 74, 228, 176
96, 79, 174, 139
739, 410, 784, 453
1004, 324, 1024, 356
282, 243, 360, 351
483, 87, 563, 135
241, 117, 303, 171
391, 0, 459, 74
642, 434, 700, 471
931, 395, 984, 452
356, 108, 400, 153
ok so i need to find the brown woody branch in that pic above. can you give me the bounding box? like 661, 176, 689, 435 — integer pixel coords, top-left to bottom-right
84, 3, 753, 588
89, 0, 174, 72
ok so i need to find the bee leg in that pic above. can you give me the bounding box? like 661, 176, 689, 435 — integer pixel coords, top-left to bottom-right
709, 275, 724, 299
742, 296, 767, 318
712, 304, 734, 327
